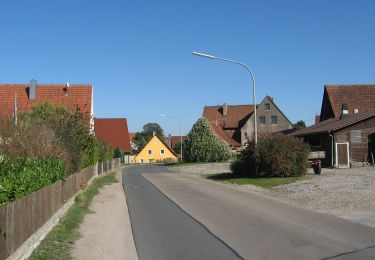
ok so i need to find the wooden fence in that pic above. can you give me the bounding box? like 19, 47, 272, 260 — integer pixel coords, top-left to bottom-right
0, 159, 120, 260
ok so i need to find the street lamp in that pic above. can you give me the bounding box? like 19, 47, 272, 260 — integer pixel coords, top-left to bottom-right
158, 113, 183, 162
192, 51, 258, 144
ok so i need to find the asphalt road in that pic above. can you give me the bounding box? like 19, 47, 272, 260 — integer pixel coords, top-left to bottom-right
122, 165, 241, 260
124, 165, 375, 260
142, 165, 375, 260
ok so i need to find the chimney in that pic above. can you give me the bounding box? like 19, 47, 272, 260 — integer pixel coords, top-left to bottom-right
152, 131, 156, 136
340, 103, 349, 119
223, 103, 228, 116
168, 134, 172, 147
315, 115, 320, 124
28, 79, 37, 100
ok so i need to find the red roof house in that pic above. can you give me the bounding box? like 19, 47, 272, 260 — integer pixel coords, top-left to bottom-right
320, 84, 375, 122
0, 81, 93, 121
95, 118, 132, 153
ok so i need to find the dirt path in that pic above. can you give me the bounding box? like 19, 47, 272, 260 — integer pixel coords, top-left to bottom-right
71, 171, 138, 260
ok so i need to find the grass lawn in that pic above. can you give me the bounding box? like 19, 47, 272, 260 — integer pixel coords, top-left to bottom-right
204, 173, 306, 189
29, 173, 117, 260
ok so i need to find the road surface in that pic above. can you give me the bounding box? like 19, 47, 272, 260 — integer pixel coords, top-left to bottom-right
122, 165, 240, 260
123, 165, 375, 260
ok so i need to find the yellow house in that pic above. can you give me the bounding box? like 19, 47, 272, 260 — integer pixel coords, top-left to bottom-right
134, 135, 178, 164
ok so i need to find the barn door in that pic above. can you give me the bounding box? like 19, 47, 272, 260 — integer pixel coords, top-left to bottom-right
369, 134, 375, 165
336, 142, 349, 168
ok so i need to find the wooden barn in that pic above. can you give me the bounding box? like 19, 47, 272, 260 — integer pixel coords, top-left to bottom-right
292, 109, 375, 168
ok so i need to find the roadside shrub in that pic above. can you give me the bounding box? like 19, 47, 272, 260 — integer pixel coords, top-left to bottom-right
0, 156, 65, 206
98, 141, 114, 162
19, 101, 96, 173
183, 118, 231, 162
231, 134, 310, 177
0, 120, 71, 173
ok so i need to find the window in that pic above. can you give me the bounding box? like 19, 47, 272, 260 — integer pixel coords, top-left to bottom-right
244, 132, 248, 139
259, 116, 266, 124
271, 116, 278, 124
265, 103, 270, 111
148, 150, 152, 155
140, 159, 144, 164
350, 130, 361, 143
160, 149, 165, 155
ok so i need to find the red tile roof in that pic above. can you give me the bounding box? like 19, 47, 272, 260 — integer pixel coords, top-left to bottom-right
203, 105, 254, 147
95, 118, 132, 153
170, 136, 186, 148
323, 84, 375, 119
129, 132, 136, 141
0, 83, 92, 120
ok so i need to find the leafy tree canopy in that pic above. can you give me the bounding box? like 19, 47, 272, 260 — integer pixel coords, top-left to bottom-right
133, 123, 165, 152
293, 120, 306, 130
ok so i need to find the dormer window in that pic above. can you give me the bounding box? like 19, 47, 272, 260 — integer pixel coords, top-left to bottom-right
265, 103, 270, 111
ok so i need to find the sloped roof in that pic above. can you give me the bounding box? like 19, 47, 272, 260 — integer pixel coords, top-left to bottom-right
291, 109, 375, 137
203, 105, 254, 129
209, 122, 241, 147
95, 118, 132, 153
170, 136, 186, 148
203, 104, 254, 147
0, 83, 92, 120
129, 132, 136, 141
323, 84, 375, 118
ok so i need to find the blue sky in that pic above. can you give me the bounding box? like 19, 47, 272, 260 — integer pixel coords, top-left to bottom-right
1, 1, 374, 135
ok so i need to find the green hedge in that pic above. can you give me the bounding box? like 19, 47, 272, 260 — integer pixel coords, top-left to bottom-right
231, 135, 310, 177
0, 157, 65, 206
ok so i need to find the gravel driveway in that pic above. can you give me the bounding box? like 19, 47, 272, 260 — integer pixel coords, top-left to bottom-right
171, 163, 375, 227
272, 167, 375, 227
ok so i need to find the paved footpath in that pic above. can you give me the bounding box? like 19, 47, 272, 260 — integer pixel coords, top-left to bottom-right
123, 165, 241, 260
72, 170, 138, 260
126, 165, 375, 260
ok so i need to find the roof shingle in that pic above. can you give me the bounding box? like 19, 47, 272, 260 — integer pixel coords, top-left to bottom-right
95, 118, 132, 153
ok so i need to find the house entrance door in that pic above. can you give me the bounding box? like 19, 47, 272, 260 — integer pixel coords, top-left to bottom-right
336, 142, 349, 168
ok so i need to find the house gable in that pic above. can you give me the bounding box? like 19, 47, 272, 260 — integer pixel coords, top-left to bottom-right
134, 135, 177, 163
241, 96, 293, 145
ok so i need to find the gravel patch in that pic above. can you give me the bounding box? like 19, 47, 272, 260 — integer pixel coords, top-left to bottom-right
171, 163, 375, 227
272, 167, 375, 227
171, 163, 231, 175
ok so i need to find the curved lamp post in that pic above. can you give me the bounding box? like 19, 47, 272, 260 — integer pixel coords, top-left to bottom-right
158, 113, 183, 162
192, 51, 257, 144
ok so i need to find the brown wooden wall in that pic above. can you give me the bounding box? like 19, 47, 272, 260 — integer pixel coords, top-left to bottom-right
334, 117, 375, 163
0, 164, 103, 260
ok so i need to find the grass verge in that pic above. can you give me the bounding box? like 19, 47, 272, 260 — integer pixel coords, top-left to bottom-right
29, 173, 117, 260
204, 173, 306, 189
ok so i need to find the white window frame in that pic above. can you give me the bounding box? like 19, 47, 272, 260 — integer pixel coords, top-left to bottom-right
265, 103, 270, 111
335, 142, 350, 168
148, 149, 152, 155
160, 149, 165, 155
